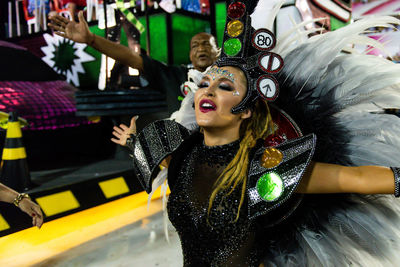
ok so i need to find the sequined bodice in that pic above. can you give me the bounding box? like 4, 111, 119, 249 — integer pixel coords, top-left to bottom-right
167, 137, 266, 267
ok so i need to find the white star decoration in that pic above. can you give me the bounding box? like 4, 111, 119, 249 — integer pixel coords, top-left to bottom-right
41, 33, 95, 86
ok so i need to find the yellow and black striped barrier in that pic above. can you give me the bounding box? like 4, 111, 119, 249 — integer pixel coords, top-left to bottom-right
0, 111, 32, 192
0, 162, 143, 236
0, 112, 145, 237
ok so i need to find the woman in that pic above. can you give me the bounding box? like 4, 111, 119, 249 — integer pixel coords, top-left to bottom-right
51, 0, 400, 264
111, 64, 400, 266
0, 183, 43, 228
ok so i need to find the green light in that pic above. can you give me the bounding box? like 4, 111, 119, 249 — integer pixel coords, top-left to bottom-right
256, 172, 284, 201
223, 38, 241, 56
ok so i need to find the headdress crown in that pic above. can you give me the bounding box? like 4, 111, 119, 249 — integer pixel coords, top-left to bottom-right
216, 0, 284, 113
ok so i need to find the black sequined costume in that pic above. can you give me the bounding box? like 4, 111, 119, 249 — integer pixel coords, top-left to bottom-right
126, 3, 400, 263
167, 135, 263, 266
130, 120, 315, 267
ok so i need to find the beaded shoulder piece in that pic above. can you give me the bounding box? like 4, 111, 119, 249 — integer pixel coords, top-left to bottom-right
247, 133, 316, 220
131, 120, 191, 193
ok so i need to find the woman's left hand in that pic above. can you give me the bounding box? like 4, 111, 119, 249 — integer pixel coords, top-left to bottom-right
19, 198, 43, 229
111, 116, 138, 147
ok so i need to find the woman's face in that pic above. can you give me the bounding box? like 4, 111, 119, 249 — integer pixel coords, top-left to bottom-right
194, 66, 250, 131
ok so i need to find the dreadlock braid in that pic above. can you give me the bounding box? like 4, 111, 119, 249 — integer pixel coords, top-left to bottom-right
208, 99, 274, 221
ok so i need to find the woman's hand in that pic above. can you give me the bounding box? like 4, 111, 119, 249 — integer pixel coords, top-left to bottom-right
48, 11, 93, 44
19, 198, 43, 229
111, 116, 138, 146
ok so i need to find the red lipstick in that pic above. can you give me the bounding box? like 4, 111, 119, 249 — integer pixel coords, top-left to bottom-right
199, 99, 217, 113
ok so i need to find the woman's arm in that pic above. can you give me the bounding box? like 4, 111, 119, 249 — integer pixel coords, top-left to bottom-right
297, 162, 395, 194
0, 183, 19, 203
48, 11, 143, 71
0, 183, 43, 228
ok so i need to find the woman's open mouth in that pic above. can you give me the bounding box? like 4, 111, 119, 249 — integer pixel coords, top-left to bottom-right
199, 99, 217, 113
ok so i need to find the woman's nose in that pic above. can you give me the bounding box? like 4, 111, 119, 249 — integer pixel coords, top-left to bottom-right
204, 86, 215, 96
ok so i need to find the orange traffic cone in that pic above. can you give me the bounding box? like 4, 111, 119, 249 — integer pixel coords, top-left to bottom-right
0, 112, 32, 191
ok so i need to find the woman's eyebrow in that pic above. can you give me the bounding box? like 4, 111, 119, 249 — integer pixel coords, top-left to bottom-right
217, 77, 234, 83
205, 68, 235, 82
214, 75, 235, 83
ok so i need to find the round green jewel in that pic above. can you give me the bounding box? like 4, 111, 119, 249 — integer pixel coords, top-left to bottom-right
223, 38, 241, 56
256, 172, 284, 201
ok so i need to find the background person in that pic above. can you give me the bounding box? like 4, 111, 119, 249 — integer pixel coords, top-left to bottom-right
28, 0, 57, 30
61, 0, 86, 20
48, 12, 218, 115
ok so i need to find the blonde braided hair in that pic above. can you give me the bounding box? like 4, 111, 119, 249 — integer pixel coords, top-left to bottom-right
208, 99, 274, 221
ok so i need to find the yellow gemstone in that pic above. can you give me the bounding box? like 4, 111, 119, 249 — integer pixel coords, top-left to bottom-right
227, 20, 244, 37
261, 147, 283, 169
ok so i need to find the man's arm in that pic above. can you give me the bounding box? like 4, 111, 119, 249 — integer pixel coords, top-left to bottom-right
48, 11, 143, 71
297, 162, 395, 194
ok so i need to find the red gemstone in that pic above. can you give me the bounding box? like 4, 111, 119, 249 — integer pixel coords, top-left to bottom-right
264, 134, 286, 147
227, 2, 246, 19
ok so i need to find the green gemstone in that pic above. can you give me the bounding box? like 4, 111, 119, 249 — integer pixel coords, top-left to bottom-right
256, 172, 284, 201
223, 38, 241, 56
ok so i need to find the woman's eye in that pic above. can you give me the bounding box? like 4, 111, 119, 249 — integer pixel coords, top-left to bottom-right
219, 83, 234, 91
198, 82, 209, 88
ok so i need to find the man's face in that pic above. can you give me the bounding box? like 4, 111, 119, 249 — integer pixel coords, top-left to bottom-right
189, 33, 218, 72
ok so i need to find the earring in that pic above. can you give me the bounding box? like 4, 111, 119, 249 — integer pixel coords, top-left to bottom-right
233, 91, 240, 96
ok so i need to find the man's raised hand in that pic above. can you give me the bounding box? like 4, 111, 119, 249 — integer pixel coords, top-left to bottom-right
48, 11, 93, 45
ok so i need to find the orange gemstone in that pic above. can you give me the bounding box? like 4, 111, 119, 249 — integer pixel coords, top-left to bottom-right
227, 20, 244, 37
260, 147, 283, 169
